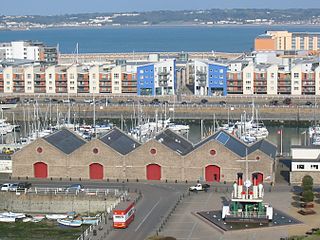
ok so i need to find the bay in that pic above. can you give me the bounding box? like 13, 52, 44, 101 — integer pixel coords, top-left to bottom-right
1, 25, 320, 53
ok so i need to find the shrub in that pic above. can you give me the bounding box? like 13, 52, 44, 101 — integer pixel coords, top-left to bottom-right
302, 190, 314, 203
302, 175, 313, 191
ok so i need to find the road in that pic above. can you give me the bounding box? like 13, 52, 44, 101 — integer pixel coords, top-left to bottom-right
0, 179, 188, 240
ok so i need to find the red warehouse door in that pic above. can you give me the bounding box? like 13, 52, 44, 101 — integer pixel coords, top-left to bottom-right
256, 173, 263, 184
89, 163, 104, 179
205, 165, 220, 182
146, 164, 161, 180
34, 162, 48, 178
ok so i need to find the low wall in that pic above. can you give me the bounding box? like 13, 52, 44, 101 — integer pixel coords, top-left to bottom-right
0, 193, 119, 214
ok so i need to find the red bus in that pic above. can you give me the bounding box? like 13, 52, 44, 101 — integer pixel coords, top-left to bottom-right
113, 201, 135, 229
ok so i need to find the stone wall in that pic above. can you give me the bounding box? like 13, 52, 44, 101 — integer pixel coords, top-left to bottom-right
290, 171, 320, 185
0, 192, 119, 214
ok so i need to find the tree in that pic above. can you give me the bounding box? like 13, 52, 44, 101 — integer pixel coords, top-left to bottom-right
302, 190, 314, 203
302, 175, 313, 192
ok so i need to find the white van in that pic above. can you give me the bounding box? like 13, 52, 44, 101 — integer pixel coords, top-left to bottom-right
0, 183, 12, 191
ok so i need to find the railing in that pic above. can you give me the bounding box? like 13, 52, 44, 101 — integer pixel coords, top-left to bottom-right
12, 187, 125, 197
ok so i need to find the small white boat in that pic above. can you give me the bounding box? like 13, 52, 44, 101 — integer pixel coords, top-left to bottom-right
82, 216, 99, 225
0, 212, 26, 219
57, 219, 82, 227
31, 215, 45, 223
0, 216, 15, 222
46, 214, 68, 220
22, 217, 32, 222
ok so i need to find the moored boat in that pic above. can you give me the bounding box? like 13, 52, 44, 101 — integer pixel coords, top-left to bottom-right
46, 214, 68, 220
0, 216, 15, 222
57, 219, 82, 227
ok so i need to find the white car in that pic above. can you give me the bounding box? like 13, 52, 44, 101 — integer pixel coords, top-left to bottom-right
0, 183, 12, 191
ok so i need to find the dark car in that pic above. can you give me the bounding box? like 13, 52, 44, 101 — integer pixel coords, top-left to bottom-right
200, 99, 208, 104
181, 101, 187, 105
283, 98, 292, 105
219, 101, 227, 105
17, 182, 32, 191
305, 101, 313, 106
150, 98, 160, 105
269, 100, 278, 106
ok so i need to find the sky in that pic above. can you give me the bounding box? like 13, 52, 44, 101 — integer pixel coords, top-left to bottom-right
2, 0, 320, 15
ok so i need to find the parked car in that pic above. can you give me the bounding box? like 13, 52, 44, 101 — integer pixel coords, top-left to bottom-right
62, 99, 70, 103
8, 183, 19, 192
181, 101, 187, 105
283, 98, 292, 105
269, 100, 278, 106
189, 183, 210, 192
17, 182, 32, 191
219, 100, 227, 105
150, 98, 160, 105
305, 101, 313, 106
200, 99, 208, 104
84, 99, 93, 104
0, 183, 12, 191
65, 184, 84, 192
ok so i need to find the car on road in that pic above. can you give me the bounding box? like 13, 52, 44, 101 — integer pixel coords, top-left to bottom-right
65, 184, 84, 192
181, 101, 187, 105
0, 183, 12, 191
189, 183, 210, 192
219, 100, 227, 105
84, 99, 93, 104
305, 101, 313, 106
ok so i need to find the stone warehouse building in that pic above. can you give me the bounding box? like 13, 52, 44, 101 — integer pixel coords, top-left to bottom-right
12, 128, 277, 183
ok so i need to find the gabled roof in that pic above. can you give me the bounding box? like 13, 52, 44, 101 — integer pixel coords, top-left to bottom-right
99, 128, 140, 155
155, 129, 194, 156
195, 130, 277, 158
44, 128, 86, 154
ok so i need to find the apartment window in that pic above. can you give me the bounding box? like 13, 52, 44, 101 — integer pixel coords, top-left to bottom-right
210, 69, 213, 72
27, 87, 31, 90
92, 73, 96, 79
294, 73, 299, 78
6, 74, 10, 79
219, 75, 223, 79
6, 81, 10, 85
297, 164, 304, 169
210, 75, 213, 78
27, 74, 31, 79
140, 76, 144, 80
70, 81, 75, 85
49, 74, 52, 79
145, 69, 148, 73
113, 73, 119, 79
6, 87, 10, 90
114, 87, 119, 91
139, 70, 144, 74
246, 81, 251, 84
294, 81, 299, 85
246, 73, 251, 79
294, 87, 299, 90
93, 87, 96, 90
246, 86, 251, 90
271, 73, 275, 78
70, 87, 75, 90
27, 81, 32, 85
219, 69, 224, 73
311, 165, 318, 169
115, 81, 119, 85
49, 87, 52, 90
49, 81, 52, 85
70, 74, 74, 79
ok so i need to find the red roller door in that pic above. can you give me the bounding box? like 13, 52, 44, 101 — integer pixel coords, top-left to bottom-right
34, 162, 48, 178
205, 165, 220, 182
89, 163, 104, 179
146, 164, 161, 180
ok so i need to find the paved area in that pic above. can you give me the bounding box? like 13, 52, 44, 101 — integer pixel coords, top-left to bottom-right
159, 189, 312, 240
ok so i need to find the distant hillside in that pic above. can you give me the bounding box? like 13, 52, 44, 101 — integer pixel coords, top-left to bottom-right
1, 9, 320, 30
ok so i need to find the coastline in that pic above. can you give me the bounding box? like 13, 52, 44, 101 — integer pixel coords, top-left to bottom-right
1, 23, 320, 32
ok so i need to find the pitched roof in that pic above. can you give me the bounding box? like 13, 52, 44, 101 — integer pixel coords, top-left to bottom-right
195, 130, 277, 158
155, 129, 194, 156
99, 128, 140, 155
44, 128, 86, 154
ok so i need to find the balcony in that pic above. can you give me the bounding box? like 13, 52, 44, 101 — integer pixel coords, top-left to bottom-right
159, 80, 169, 87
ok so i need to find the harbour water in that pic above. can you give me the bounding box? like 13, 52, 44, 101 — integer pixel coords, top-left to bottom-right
1, 25, 320, 53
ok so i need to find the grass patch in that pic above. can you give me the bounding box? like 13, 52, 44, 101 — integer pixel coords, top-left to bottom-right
0, 221, 83, 240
